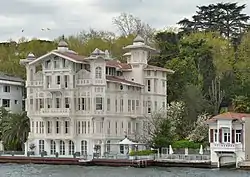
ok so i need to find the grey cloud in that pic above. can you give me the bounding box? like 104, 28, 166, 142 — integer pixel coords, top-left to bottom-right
0, 0, 59, 16
0, 0, 249, 41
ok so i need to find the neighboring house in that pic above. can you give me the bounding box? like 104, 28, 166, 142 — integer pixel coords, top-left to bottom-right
0, 72, 24, 113
208, 112, 250, 168
20, 35, 174, 156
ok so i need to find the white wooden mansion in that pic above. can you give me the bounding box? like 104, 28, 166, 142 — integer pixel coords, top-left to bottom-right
208, 112, 249, 168
20, 35, 173, 157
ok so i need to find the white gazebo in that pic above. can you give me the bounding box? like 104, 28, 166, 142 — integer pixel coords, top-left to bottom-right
118, 138, 137, 145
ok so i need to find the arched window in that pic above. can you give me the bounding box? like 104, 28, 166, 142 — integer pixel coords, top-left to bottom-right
106, 140, 110, 153
50, 140, 56, 155
81, 140, 88, 155
39, 140, 44, 154
69, 140, 75, 155
95, 67, 102, 79
59, 140, 65, 155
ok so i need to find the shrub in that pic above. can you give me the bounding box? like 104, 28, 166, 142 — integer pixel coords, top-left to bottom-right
129, 150, 157, 156
172, 140, 201, 149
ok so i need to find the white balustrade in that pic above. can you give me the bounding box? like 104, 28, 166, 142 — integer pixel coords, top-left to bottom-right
40, 108, 71, 116
76, 79, 92, 85
26, 81, 43, 86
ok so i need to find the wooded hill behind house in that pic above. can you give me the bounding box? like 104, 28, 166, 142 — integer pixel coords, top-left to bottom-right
0, 2, 250, 150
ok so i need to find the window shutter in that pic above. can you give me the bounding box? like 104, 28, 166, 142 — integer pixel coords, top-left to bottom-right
241, 129, 243, 143
232, 129, 235, 143
210, 129, 214, 143
219, 128, 222, 143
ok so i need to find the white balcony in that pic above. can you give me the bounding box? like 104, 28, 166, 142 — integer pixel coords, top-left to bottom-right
94, 110, 104, 115
26, 81, 43, 87
40, 108, 72, 117
211, 143, 243, 152
76, 79, 92, 86
45, 133, 75, 140
45, 84, 62, 91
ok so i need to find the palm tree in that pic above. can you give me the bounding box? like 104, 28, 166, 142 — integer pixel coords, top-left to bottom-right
0, 107, 9, 140
1, 111, 30, 151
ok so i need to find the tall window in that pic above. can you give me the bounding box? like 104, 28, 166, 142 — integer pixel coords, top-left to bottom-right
120, 145, 124, 154
132, 100, 135, 111
56, 98, 60, 108
95, 67, 102, 79
65, 98, 70, 108
82, 121, 86, 134
128, 100, 131, 112
59, 140, 65, 155
223, 128, 230, 143
115, 122, 118, 135
107, 98, 110, 111
39, 140, 44, 154
147, 80, 151, 92
95, 97, 103, 110
236, 130, 242, 143
56, 75, 61, 85
120, 99, 123, 112
50, 140, 56, 155
154, 80, 157, 92
107, 121, 111, 134
65, 121, 70, 134
64, 75, 69, 88
115, 99, 118, 112
46, 76, 51, 88
147, 101, 151, 113
136, 100, 139, 112
81, 140, 88, 155
106, 140, 111, 153
69, 140, 75, 155
56, 121, 60, 134
214, 129, 218, 142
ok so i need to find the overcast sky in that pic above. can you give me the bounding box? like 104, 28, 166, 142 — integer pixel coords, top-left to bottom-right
1, 0, 249, 41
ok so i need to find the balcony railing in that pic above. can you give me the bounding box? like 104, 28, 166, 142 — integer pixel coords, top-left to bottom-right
46, 84, 62, 90
211, 143, 242, 152
76, 79, 92, 86
40, 108, 72, 116
26, 81, 43, 87
45, 133, 75, 140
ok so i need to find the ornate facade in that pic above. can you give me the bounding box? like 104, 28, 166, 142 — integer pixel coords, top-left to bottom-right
20, 36, 173, 157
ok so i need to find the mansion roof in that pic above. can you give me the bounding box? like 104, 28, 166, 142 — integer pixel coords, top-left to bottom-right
106, 76, 143, 87
207, 112, 250, 123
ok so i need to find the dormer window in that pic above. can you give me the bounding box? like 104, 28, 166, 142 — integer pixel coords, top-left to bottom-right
95, 67, 102, 79
54, 56, 60, 69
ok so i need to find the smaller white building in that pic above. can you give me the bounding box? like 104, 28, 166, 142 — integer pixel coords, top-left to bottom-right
0, 72, 24, 113
208, 112, 250, 168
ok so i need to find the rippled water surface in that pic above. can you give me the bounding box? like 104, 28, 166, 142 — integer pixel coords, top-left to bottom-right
0, 164, 250, 177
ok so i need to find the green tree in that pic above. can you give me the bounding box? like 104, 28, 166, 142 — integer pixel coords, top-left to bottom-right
178, 3, 250, 39
142, 112, 175, 149
232, 95, 250, 113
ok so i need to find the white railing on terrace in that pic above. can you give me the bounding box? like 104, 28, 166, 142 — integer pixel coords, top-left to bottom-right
158, 154, 210, 161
